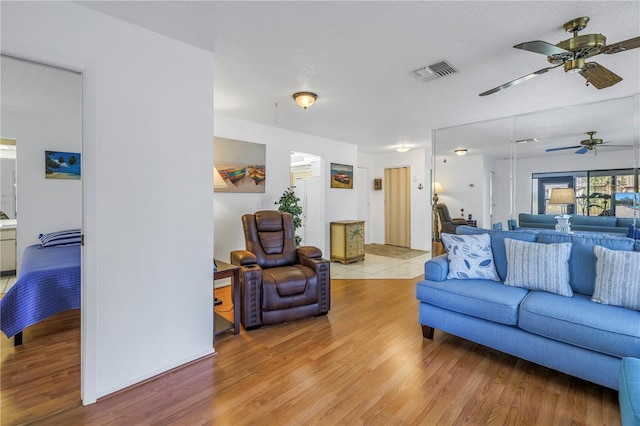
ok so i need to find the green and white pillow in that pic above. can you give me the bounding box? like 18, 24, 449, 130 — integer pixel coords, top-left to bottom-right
441, 233, 499, 281
504, 238, 573, 297
592, 245, 640, 311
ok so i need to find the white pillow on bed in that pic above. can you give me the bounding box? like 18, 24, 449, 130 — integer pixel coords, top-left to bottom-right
39, 229, 82, 247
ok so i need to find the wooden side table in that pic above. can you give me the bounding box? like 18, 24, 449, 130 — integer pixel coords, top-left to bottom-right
213, 260, 240, 340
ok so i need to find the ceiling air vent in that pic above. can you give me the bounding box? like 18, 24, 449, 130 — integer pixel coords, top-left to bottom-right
411, 60, 458, 82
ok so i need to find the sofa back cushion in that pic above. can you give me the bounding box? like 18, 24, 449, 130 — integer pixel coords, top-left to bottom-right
536, 232, 635, 295
456, 226, 537, 281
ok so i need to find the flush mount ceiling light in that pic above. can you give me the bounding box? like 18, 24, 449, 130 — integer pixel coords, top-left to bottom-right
396, 145, 410, 153
293, 92, 317, 109
455, 148, 468, 156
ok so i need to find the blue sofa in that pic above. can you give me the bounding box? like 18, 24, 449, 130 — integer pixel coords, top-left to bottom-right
518, 213, 636, 234
416, 225, 640, 390
620, 357, 640, 425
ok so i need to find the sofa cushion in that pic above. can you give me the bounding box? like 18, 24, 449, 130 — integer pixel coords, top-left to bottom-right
441, 233, 499, 281
592, 245, 640, 311
503, 238, 573, 297
535, 232, 635, 295
570, 215, 617, 227
619, 357, 640, 426
519, 292, 640, 359
456, 226, 538, 281
416, 279, 529, 325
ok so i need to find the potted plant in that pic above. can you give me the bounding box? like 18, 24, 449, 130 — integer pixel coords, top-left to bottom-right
275, 187, 303, 245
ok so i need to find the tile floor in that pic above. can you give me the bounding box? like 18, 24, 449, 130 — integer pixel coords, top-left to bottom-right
330, 252, 430, 280
1, 275, 17, 294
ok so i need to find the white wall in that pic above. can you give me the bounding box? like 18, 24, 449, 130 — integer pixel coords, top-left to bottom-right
2, 1, 215, 403
433, 153, 487, 228
366, 148, 430, 250
1, 57, 82, 271
213, 115, 358, 263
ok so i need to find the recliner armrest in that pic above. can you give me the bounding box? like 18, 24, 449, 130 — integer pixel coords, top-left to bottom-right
297, 246, 322, 259
231, 250, 258, 266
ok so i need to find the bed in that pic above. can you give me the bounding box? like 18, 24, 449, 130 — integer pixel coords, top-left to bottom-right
0, 243, 81, 345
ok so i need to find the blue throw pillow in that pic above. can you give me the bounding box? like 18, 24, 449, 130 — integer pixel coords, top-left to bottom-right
592, 245, 640, 311
504, 238, 573, 297
39, 229, 82, 247
441, 233, 499, 281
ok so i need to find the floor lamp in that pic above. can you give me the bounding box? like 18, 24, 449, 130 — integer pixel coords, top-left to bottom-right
432, 182, 444, 241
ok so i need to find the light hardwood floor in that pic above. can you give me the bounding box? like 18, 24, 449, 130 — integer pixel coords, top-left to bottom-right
1, 278, 620, 425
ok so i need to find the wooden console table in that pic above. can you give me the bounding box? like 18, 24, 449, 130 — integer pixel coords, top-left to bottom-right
214, 260, 240, 340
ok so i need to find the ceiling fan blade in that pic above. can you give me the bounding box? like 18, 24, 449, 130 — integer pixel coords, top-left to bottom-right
602, 36, 640, 54
545, 145, 581, 152
480, 64, 562, 96
513, 40, 571, 56
579, 62, 622, 89
576, 147, 589, 154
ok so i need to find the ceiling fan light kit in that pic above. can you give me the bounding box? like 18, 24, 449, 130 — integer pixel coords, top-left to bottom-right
293, 92, 317, 109
480, 17, 640, 96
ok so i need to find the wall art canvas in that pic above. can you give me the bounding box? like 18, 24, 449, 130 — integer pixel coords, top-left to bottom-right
331, 163, 353, 189
45, 151, 81, 180
214, 137, 266, 193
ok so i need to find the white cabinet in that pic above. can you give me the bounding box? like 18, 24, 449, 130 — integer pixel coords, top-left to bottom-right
1, 227, 16, 274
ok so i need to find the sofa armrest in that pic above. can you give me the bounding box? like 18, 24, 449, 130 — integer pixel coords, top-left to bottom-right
424, 254, 449, 281
230, 250, 257, 266
297, 246, 322, 259
451, 218, 468, 225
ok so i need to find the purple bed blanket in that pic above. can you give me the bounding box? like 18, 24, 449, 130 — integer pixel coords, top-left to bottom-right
0, 244, 80, 338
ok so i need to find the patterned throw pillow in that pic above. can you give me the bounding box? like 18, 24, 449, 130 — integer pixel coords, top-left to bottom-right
39, 229, 82, 247
441, 233, 499, 281
592, 245, 640, 311
504, 238, 573, 297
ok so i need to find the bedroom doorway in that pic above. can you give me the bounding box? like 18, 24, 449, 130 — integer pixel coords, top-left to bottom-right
0, 54, 83, 424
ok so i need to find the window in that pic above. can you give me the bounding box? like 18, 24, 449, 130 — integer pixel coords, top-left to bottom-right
532, 169, 638, 216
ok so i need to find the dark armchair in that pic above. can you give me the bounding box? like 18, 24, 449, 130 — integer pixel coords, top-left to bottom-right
230, 210, 330, 329
435, 203, 469, 236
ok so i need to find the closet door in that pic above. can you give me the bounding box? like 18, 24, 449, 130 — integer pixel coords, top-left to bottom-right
384, 166, 411, 247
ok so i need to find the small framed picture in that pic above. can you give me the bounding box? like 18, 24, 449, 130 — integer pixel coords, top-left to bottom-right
373, 178, 382, 190
45, 151, 81, 180
330, 163, 353, 189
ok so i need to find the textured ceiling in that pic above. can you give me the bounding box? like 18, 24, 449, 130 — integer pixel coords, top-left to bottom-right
77, 1, 640, 154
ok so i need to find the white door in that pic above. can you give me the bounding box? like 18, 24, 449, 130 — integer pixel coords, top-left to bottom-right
357, 167, 370, 243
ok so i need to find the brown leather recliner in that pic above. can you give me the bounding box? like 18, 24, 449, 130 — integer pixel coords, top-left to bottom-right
230, 210, 330, 329
436, 203, 469, 235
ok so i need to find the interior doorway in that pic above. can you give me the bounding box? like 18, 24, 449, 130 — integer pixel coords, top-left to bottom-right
384, 166, 411, 247
357, 167, 371, 243
291, 152, 325, 253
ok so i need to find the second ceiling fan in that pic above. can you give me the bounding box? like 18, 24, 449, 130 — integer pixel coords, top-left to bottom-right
545, 131, 631, 155
480, 17, 640, 96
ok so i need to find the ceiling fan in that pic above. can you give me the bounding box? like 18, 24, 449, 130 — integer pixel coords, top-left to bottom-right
480, 17, 640, 96
545, 131, 631, 155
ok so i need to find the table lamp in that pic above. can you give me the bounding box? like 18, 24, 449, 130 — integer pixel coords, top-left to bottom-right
549, 188, 576, 232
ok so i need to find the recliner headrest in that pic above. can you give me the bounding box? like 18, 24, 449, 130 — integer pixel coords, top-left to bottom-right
255, 210, 284, 232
